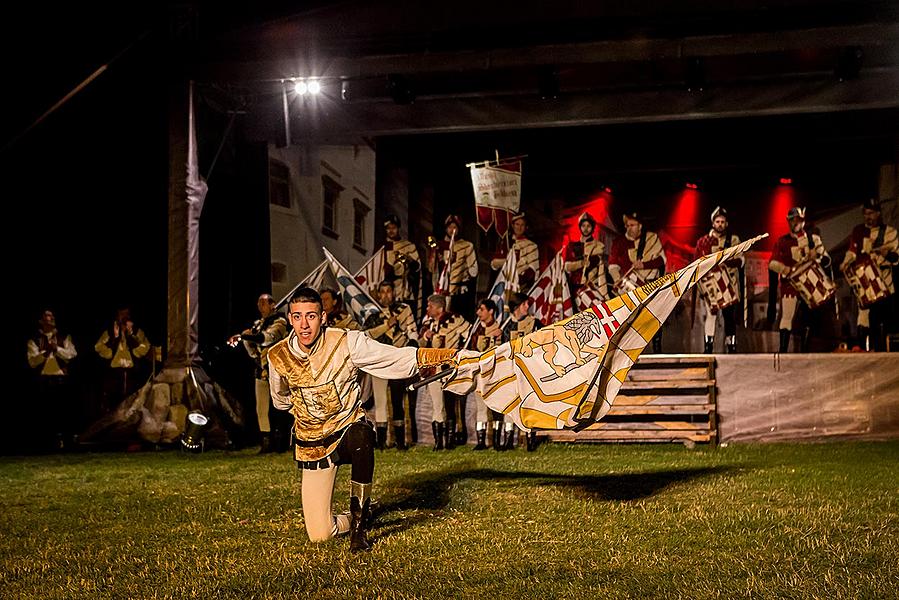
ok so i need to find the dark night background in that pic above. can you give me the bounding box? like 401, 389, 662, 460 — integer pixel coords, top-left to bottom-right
4, 3, 897, 452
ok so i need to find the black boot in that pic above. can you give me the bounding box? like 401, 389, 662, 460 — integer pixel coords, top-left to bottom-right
502, 426, 516, 451
800, 326, 811, 353
526, 431, 539, 452
779, 329, 791, 353
392, 421, 407, 450
444, 419, 457, 450
492, 426, 503, 451
704, 336, 714, 354
857, 326, 870, 351
473, 426, 487, 450
408, 397, 418, 446
375, 424, 387, 450
258, 433, 273, 454
349, 481, 372, 553
725, 335, 737, 354
455, 397, 468, 446
432, 421, 444, 451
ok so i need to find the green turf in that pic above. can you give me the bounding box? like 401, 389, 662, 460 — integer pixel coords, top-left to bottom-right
1, 441, 897, 599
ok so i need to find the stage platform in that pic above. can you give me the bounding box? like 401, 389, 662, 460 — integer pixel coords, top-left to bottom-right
408, 352, 899, 447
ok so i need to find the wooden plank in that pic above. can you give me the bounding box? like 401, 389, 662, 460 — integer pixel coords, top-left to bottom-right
625, 367, 710, 381
543, 430, 713, 442
620, 379, 715, 390
613, 394, 711, 405
634, 355, 715, 366
583, 421, 711, 431
607, 404, 715, 415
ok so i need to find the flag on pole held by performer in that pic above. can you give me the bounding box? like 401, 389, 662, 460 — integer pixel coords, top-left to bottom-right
470, 160, 521, 237
323, 247, 382, 324
434, 231, 454, 297
444, 234, 767, 431
354, 246, 386, 298
528, 252, 573, 325
274, 259, 329, 310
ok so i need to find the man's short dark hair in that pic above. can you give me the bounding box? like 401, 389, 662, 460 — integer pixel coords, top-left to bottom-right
378, 280, 394, 291
478, 298, 497, 315
427, 294, 446, 309
507, 292, 529, 313
289, 287, 323, 311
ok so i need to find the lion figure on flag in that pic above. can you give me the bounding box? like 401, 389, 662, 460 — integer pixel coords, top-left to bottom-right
510, 311, 605, 377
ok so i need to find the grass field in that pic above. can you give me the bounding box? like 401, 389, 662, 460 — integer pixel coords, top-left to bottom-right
1, 441, 897, 599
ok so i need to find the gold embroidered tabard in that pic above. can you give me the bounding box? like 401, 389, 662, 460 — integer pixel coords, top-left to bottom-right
267, 329, 364, 462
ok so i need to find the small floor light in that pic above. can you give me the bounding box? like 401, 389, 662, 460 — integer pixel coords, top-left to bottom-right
181, 412, 209, 453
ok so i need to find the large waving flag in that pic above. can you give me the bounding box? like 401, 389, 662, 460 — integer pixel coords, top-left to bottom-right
354, 246, 385, 298
445, 234, 767, 431
529, 252, 573, 325
323, 247, 383, 325
274, 260, 329, 310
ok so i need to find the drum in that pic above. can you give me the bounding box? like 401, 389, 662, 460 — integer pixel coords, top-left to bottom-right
698, 266, 740, 310
789, 260, 836, 309
842, 253, 891, 309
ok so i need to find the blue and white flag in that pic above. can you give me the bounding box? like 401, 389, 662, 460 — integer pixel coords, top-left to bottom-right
323, 247, 383, 325
490, 249, 518, 320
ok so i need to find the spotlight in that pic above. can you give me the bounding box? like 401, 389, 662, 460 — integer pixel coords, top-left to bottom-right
685, 57, 705, 92
835, 46, 863, 81
341, 80, 352, 101
294, 80, 308, 95
387, 74, 415, 105
603, 186, 612, 194
181, 412, 209, 453
538, 66, 559, 100
685, 182, 699, 190
779, 177, 793, 185
307, 79, 321, 95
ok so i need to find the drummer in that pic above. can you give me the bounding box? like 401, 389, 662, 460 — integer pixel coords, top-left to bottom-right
695, 207, 742, 354
768, 207, 833, 353
840, 198, 898, 351
609, 212, 667, 351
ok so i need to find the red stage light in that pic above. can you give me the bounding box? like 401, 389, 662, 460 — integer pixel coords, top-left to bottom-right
685, 182, 698, 190
666, 187, 701, 246
779, 177, 792, 185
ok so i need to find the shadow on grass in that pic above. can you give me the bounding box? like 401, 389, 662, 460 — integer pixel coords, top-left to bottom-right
372, 463, 732, 541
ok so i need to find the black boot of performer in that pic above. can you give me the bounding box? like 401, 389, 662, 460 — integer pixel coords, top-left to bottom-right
492, 426, 503, 451
258, 433, 273, 454
455, 397, 468, 446
526, 431, 539, 452
444, 419, 457, 450
392, 421, 407, 450
375, 424, 387, 450
408, 396, 418, 446
432, 421, 444, 451
349, 481, 372, 553
779, 329, 791, 353
857, 326, 870, 351
473, 426, 487, 450
502, 425, 516, 451
704, 336, 714, 354
725, 335, 737, 354
800, 326, 811, 353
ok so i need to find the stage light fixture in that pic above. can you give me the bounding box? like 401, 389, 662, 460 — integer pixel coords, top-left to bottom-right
686, 182, 699, 190
779, 177, 793, 185
307, 79, 321, 95
181, 412, 209, 453
341, 80, 352, 101
294, 80, 308, 95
